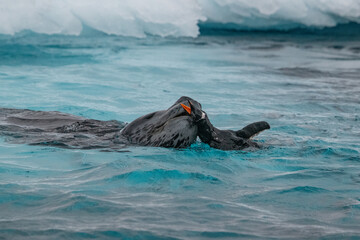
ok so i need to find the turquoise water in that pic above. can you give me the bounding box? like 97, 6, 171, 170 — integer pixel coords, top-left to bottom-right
1, 30, 360, 239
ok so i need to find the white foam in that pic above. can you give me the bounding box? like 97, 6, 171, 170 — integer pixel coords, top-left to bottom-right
0, 0, 359, 37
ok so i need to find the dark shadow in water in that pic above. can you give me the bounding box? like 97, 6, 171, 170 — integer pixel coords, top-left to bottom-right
278, 67, 360, 79
199, 22, 360, 38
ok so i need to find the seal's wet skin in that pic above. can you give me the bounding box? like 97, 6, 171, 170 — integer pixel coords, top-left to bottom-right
0, 96, 270, 150
0, 108, 126, 149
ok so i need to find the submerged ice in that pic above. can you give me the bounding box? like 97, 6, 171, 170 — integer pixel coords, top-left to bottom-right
1, 0, 360, 37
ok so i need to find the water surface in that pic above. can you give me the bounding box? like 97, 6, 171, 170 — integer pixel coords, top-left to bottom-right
0, 30, 360, 239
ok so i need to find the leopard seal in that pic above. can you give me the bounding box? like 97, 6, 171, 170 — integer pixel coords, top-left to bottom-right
0, 96, 270, 150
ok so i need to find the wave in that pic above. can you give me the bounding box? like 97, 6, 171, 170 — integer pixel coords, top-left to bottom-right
0, 0, 360, 37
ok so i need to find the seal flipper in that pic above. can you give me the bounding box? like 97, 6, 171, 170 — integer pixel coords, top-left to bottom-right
236, 121, 270, 139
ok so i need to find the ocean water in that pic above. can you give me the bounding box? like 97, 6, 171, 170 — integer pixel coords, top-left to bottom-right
1, 2, 360, 239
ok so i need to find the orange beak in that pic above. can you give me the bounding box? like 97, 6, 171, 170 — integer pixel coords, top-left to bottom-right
180, 103, 191, 115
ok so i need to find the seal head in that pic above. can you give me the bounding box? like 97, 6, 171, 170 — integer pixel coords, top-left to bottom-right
121, 96, 202, 148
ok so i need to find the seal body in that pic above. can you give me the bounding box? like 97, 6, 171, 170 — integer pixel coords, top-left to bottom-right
0, 108, 126, 149
0, 96, 270, 150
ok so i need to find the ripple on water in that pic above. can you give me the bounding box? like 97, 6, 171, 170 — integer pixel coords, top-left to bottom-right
1, 32, 360, 239
101, 169, 222, 192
